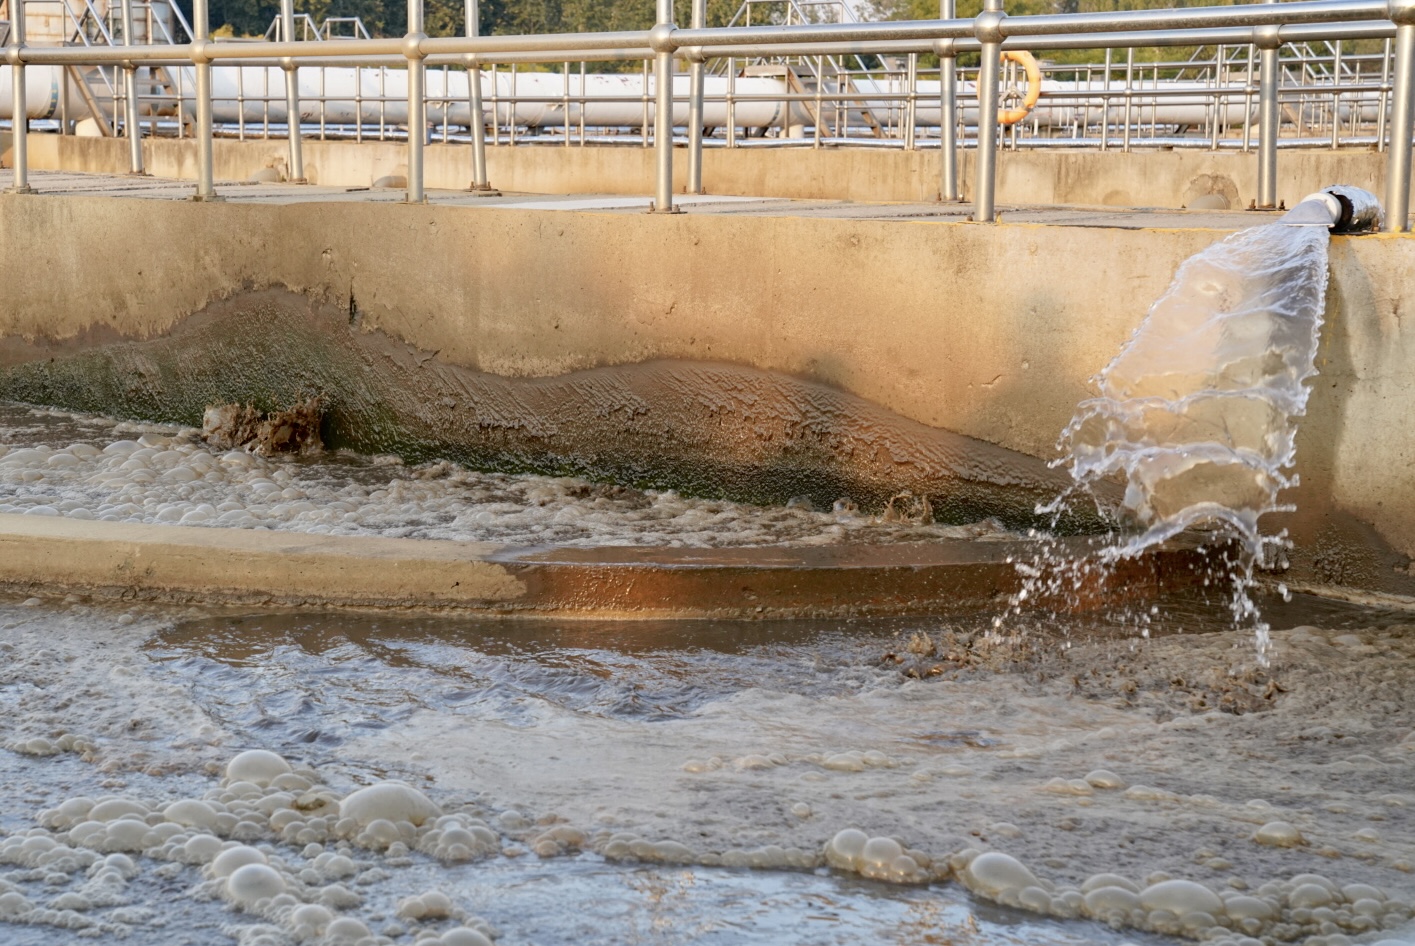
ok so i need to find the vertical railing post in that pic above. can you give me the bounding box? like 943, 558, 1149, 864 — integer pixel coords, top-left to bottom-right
280, 0, 305, 182
685, 0, 706, 195
121, 0, 144, 175
5, 0, 31, 193
191, 0, 217, 200
1255, 20, 1281, 209
405, 0, 427, 202
936, 16, 960, 201
649, 0, 678, 212
973, 0, 1004, 221
1386, 3, 1415, 232
465, 0, 497, 194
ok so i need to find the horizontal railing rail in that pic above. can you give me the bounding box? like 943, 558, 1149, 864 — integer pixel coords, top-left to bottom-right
4, 0, 1415, 229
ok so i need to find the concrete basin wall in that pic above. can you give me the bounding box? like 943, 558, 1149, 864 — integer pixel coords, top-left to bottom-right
0, 191, 1412, 591
22, 134, 1392, 210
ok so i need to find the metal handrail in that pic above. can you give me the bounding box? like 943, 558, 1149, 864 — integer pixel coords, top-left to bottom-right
4, 0, 1415, 229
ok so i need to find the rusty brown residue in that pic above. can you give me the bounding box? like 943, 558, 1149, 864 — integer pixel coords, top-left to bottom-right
202, 397, 324, 456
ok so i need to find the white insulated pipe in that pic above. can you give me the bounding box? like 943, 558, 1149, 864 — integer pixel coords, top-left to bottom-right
0, 65, 1266, 130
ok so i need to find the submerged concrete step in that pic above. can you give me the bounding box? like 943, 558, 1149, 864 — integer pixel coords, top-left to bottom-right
0, 513, 1226, 618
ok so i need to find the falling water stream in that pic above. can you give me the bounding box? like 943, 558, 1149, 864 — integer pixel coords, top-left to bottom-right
1015, 187, 1384, 658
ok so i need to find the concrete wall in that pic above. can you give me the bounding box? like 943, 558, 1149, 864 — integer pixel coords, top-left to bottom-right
25, 133, 1393, 211
0, 192, 1413, 590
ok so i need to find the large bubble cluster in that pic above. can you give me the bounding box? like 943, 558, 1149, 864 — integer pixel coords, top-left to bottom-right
3, 751, 508, 945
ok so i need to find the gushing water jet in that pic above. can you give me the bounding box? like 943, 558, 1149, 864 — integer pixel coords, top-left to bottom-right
1019, 185, 1383, 653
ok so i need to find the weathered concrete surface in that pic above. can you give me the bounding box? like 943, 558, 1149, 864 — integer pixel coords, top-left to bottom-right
24, 133, 1394, 212
0, 513, 526, 609
0, 513, 1220, 616
0, 172, 1411, 592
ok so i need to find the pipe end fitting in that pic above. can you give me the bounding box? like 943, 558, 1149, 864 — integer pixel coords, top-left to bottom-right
1253, 23, 1281, 50
1324, 184, 1384, 232
933, 38, 957, 58
189, 39, 210, 65
1391, 0, 1415, 26
648, 23, 677, 54
973, 10, 1006, 45
4, 46, 21, 67
403, 32, 427, 60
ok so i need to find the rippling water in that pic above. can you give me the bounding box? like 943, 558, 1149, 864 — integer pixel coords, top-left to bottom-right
0, 591, 1411, 946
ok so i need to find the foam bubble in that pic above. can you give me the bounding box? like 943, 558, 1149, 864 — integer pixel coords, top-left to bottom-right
1138, 879, 1223, 916
324, 916, 372, 943
210, 846, 268, 879
164, 799, 219, 829
339, 782, 442, 830
1252, 821, 1304, 847
226, 751, 293, 787
227, 863, 286, 907
961, 852, 1042, 903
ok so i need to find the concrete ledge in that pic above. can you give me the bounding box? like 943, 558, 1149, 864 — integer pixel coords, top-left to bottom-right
24, 134, 1397, 210
0, 514, 1218, 617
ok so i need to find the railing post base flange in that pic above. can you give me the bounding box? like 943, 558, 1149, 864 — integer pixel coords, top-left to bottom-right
4, 185, 35, 195
467, 184, 501, 197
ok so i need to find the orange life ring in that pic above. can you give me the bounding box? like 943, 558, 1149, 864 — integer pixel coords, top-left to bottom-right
998, 49, 1042, 126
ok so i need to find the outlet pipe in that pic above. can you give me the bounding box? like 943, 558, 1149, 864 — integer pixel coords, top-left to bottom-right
1283, 184, 1383, 231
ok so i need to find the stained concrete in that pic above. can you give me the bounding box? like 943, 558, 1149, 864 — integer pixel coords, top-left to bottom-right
0, 169, 1411, 594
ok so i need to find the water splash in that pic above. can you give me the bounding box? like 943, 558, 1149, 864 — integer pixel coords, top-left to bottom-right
1007, 187, 1381, 659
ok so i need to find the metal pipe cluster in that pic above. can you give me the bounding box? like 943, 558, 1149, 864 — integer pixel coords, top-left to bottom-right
2, 0, 1413, 230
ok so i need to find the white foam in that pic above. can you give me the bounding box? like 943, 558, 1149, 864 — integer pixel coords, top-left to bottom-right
0, 407, 1012, 549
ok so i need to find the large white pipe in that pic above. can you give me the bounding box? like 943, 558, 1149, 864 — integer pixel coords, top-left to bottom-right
0, 65, 1278, 130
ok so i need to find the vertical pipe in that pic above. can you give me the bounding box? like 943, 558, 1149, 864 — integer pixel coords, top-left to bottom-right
192, 0, 216, 200
59, 61, 69, 135
1099, 47, 1110, 150
904, 52, 917, 151
405, 0, 426, 203
938, 0, 959, 201
1385, 19, 1415, 232
465, 0, 495, 193
973, 0, 1004, 222
1257, 25, 1280, 209
490, 64, 500, 145
812, 54, 822, 148
641, 58, 650, 147
121, 0, 143, 174
1332, 40, 1343, 148
6, 0, 30, 193
685, 0, 705, 194
650, 0, 676, 213
1242, 41, 1255, 153
1122, 46, 1133, 152
726, 57, 736, 147
1378, 37, 1391, 153
280, 0, 305, 181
